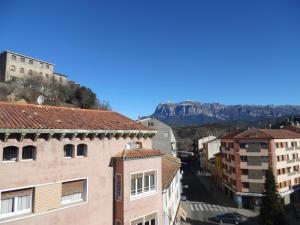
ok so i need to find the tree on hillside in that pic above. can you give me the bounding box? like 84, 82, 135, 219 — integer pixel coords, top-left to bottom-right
260, 169, 286, 225
0, 75, 111, 110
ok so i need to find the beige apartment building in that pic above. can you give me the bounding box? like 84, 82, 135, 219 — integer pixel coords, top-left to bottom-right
0, 101, 164, 225
221, 129, 300, 209
0, 50, 67, 83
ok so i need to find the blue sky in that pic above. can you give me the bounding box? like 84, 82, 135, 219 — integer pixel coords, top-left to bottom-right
1, 0, 300, 119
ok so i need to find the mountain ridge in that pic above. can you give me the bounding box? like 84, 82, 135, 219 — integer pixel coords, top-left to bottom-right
151, 101, 300, 126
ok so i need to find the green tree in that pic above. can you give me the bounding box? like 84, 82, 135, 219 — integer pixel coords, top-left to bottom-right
260, 169, 286, 225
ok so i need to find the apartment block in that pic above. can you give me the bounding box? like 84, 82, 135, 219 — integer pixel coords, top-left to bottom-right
0, 51, 67, 83
137, 118, 177, 156
0, 101, 164, 225
221, 129, 300, 209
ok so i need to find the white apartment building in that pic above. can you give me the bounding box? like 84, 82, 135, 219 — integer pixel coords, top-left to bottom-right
161, 155, 183, 225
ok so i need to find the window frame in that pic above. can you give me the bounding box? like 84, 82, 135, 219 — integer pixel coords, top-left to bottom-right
115, 174, 122, 201
61, 179, 86, 205
22, 145, 36, 161
77, 144, 87, 157
2, 146, 19, 162
63, 144, 75, 158
0, 188, 33, 219
130, 170, 157, 200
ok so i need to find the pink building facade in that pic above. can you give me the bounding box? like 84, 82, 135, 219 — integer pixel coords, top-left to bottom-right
0, 102, 162, 225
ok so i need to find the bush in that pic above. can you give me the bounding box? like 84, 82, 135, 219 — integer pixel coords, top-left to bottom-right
0, 75, 110, 110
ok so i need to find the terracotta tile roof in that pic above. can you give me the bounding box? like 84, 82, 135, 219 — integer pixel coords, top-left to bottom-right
222, 128, 300, 139
0, 101, 152, 131
162, 154, 181, 190
112, 149, 162, 160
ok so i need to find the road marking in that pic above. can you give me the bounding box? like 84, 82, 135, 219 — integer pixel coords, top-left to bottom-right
194, 204, 199, 211
217, 206, 224, 211
190, 204, 195, 211
202, 204, 208, 211
198, 204, 203, 211
208, 204, 214, 211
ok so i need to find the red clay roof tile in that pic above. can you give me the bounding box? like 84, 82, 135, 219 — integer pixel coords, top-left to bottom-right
0, 101, 151, 131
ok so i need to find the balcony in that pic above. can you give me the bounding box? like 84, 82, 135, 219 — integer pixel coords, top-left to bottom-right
286, 147, 295, 151
288, 172, 296, 176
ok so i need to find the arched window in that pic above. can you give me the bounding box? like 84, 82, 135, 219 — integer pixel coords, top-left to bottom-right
77, 144, 87, 157
20, 67, 24, 73
28, 70, 33, 75
3, 146, 18, 162
64, 144, 74, 158
22, 145, 36, 160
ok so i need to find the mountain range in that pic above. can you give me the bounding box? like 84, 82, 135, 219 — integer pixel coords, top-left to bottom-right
151, 101, 300, 127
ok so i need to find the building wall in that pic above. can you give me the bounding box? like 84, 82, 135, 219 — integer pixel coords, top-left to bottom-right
0, 135, 152, 225
0, 51, 67, 83
122, 157, 163, 225
139, 118, 176, 155
221, 137, 300, 207
162, 170, 181, 225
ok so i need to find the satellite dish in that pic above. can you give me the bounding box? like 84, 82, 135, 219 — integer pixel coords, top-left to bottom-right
37, 95, 45, 105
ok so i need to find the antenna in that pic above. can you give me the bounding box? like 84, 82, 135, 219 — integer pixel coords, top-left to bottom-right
37, 95, 45, 105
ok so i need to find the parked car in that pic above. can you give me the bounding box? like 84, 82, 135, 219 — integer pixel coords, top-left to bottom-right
181, 193, 187, 201
213, 213, 245, 224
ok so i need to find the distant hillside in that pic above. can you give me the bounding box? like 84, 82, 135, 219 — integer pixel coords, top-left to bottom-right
0, 75, 110, 110
152, 101, 300, 126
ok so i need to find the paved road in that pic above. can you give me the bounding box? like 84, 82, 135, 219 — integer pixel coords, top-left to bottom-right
180, 163, 258, 225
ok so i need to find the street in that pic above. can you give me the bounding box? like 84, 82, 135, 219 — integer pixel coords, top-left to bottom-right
180, 163, 259, 225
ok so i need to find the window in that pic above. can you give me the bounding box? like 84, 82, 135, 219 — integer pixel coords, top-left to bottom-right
77, 144, 87, 157
240, 156, 247, 162
261, 143, 268, 149
10, 65, 16, 72
39, 72, 43, 76
3, 146, 18, 162
46, 64, 50, 69
130, 171, 157, 197
29, 60, 33, 64
239, 143, 247, 149
22, 145, 36, 160
131, 214, 157, 225
261, 156, 269, 163
148, 122, 154, 127
20, 67, 24, 73
64, 144, 74, 158
0, 188, 32, 218
11, 55, 16, 60
20, 57, 25, 63
28, 70, 33, 75
45, 74, 49, 78
61, 180, 85, 205
115, 174, 122, 201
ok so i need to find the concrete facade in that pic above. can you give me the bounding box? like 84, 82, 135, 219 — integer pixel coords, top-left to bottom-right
0, 51, 68, 83
138, 118, 177, 156
221, 129, 300, 209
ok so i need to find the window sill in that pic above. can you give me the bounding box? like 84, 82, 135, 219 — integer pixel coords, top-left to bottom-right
21, 159, 35, 162
0, 210, 32, 221
61, 199, 85, 206
1, 160, 17, 163
130, 190, 157, 201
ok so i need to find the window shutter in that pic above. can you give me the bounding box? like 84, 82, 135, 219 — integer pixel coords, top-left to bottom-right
62, 180, 84, 196
1, 188, 33, 200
